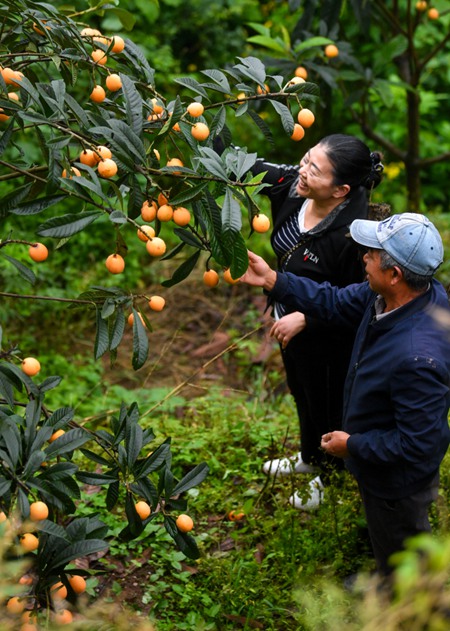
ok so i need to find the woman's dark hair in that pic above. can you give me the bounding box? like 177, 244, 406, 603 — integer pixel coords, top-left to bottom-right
318, 134, 384, 193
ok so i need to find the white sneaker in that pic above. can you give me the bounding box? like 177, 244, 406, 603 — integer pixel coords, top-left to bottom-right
262, 452, 317, 476
289, 476, 324, 511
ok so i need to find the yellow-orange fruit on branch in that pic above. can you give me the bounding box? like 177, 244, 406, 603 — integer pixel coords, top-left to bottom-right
176, 514, 194, 532
252, 214, 271, 233
105, 253, 125, 274
21, 357, 41, 376
29, 242, 48, 262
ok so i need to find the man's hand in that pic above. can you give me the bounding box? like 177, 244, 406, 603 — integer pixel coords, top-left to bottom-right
270, 312, 306, 348
240, 251, 277, 291
321, 431, 350, 458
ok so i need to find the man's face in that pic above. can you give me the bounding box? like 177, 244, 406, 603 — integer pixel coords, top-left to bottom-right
363, 248, 393, 294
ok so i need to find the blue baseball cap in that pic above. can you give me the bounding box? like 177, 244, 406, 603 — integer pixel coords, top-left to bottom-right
350, 212, 444, 275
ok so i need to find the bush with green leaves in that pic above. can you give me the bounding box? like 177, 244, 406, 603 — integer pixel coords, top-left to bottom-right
0, 344, 208, 623
0, 0, 322, 370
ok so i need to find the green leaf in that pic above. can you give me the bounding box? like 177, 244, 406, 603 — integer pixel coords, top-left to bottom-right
126, 422, 143, 469
293, 36, 334, 53
44, 428, 90, 457
120, 73, 143, 136
109, 309, 126, 351
38, 376, 62, 393
230, 232, 249, 279
222, 187, 242, 233
172, 227, 204, 249
49, 539, 109, 569
131, 307, 149, 370
0, 371, 15, 407
161, 250, 201, 288
136, 442, 171, 477
106, 480, 120, 510
174, 77, 209, 98
246, 109, 274, 144
22, 450, 46, 479
164, 516, 200, 559
198, 147, 228, 180
200, 69, 231, 94
9, 195, 67, 216
37, 211, 101, 238
168, 182, 209, 206
269, 100, 294, 135
171, 462, 209, 495
95, 307, 109, 360
1, 254, 36, 285
246, 35, 289, 54
76, 471, 119, 485
108, 118, 146, 164
234, 56, 267, 86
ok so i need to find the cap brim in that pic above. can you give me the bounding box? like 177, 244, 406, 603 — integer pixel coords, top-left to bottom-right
349, 219, 382, 249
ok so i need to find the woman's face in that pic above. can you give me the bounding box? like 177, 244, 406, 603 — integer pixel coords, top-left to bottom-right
296, 144, 342, 201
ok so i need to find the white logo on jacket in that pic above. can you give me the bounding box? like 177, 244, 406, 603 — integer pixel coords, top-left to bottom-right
303, 247, 319, 264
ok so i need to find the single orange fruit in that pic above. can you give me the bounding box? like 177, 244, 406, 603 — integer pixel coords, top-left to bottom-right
20, 533, 39, 552
62, 167, 81, 178
51, 581, 68, 600
176, 514, 194, 532
29, 242, 48, 262
97, 158, 118, 178
29, 501, 49, 521
135, 500, 151, 519
6, 596, 25, 614
0, 109, 10, 122
157, 192, 168, 206
146, 237, 166, 257
150, 98, 164, 114
91, 49, 107, 65
94, 145, 112, 162
415, 0, 427, 10
223, 268, 239, 285
90, 85, 106, 103
53, 609, 73, 625
141, 200, 158, 221
68, 575, 87, 594
79, 149, 97, 167
203, 269, 219, 287
187, 102, 204, 117
290, 123, 305, 142
428, 7, 439, 18
325, 44, 339, 58
288, 76, 305, 86
157, 204, 174, 222
191, 122, 210, 141
21, 357, 41, 377
8, 91, 19, 101
166, 157, 184, 174
111, 35, 125, 53
105, 253, 125, 273
172, 122, 181, 132
297, 108, 315, 128
252, 214, 271, 233
0, 510, 7, 522
127, 312, 146, 328
148, 296, 165, 312
106, 73, 122, 91
228, 510, 245, 521
236, 92, 246, 102
1, 67, 21, 85
173, 207, 191, 226
256, 83, 269, 94
294, 66, 308, 79
80, 27, 102, 37
137, 225, 155, 242
49, 429, 65, 442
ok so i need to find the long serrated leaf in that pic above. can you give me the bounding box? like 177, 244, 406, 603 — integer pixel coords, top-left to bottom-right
246, 109, 274, 144
50, 539, 109, 569
9, 195, 67, 216
44, 428, 90, 457
269, 100, 294, 134
246, 35, 289, 53
37, 211, 101, 238
76, 471, 119, 485
0, 118, 14, 154
168, 182, 209, 206
200, 68, 231, 93
171, 462, 209, 495
106, 480, 120, 511
174, 77, 208, 98
222, 187, 242, 232
234, 56, 267, 85
108, 118, 146, 164
132, 308, 148, 370
109, 309, 126, 351
126, 421, 143, 469
161, 250, 201, 288
121, 74, 143, 136
0, 372, 14, 407
172, 227, 204, 249
95, 307, 109, 360
1, 254, 36, 285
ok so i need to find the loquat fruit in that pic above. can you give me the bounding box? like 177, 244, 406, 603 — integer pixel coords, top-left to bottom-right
105, 253, 125, 274
127, 312, 146, 328
53, 609, 73, 625
157, 204, 174, 222
135, 500, 151, 520
20, 533, 39, 552
157, 192, 168, 206
294, 66, 308, 79
148, 295, 165, 312
62, 167, 81, 178
49, 429, 65, 442
79, 149, 97, 167
203, 269, 220, 288
106, 73, 122, 91
223, 268, 240, 285
146, 237, 166, 257
187, 102, 204, 117
68, 575, 87, 594
29, 242, 48, 262
6, 596, 25, 614
297, 108, 315, 128
51, 581, 68, 600
97, 158, 118, 178
290, 123, 305, 142
191, 122, 210, 141
21, 357, 41, 377
428, 7, 439, 18
256, 83, 269, 94
252, 213, 271, 233
137, 225, 155, 242
141, 200, 158, 222
173, 207, 191, 226
29, 501, 49, 521
166, 157, 183, 174
150, 98, 164, 114
94, 145, 112, 162
91, 49, 107, 65
111, 35, 125, 53
89, 84, 106, 103
176, 514, 194, 532
324, 44, 339, 58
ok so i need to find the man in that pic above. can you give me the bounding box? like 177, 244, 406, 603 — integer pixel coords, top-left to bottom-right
241, 212, 450, 577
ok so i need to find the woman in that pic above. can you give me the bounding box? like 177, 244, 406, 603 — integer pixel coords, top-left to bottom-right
252, 134, 384, 510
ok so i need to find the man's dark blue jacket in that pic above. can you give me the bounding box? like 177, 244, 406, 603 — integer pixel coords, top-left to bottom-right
270, 274, 450, 499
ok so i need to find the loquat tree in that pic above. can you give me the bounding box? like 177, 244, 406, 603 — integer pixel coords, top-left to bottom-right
245, 0, 450, 212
